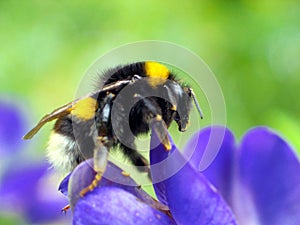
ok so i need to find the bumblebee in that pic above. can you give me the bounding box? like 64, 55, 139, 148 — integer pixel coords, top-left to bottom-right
24, 61, 203, 195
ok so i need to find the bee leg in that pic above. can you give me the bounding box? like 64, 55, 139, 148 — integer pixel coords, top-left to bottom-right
61, 204, 70, 214
79, 136, 108, 197
151, 115, 172, 151
79, 93, 115, 197
121, 143, 150, 173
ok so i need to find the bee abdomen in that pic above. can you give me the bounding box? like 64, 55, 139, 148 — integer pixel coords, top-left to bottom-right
47, 132, 79, 174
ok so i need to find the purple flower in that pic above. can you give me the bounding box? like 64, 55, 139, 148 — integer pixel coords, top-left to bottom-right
63, 160, 176, 225
184, 126, 300, 225
150, 127, 237, 225
63, 126, 300, 225
0, 98, 27, 155
0, 160, 72, 224
0, 97, 72, 224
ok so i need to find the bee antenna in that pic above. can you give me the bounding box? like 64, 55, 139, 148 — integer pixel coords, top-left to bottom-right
189, 88, 204, 119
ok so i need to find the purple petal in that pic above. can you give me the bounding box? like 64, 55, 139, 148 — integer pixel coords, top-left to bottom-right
184, 126, 236, 206
68, 159, 137, 209
149, 130, 170, 206
0, 161, 49, 210
59, 173, 71, 197
235, 127, 300, 225
0, 160, 71, 224
69, 159, 174, 225
150, 128, 237, 225
0, 99, 27, 155
68, 159, 168, 212
73, 187, 175, 225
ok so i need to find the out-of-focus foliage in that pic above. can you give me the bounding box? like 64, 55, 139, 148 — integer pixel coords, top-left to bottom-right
0, 1, 299, 224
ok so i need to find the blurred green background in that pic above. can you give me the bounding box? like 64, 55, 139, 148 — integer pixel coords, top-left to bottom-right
0, 0, 299, 224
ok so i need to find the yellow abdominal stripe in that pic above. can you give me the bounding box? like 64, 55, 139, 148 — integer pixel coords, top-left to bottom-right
145, 62, 170, 87
71, 97, 98, 120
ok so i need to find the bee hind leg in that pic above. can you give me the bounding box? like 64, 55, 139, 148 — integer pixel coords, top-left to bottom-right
79, 136, 109, 197
121, 143, 150, 174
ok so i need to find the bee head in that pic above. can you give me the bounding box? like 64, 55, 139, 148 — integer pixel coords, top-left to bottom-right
174, 88, 190, 132
173, 86, 203, 132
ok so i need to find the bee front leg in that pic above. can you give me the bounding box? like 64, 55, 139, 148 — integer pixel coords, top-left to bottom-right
151, 115, 172, 151
79, 136, 108, 197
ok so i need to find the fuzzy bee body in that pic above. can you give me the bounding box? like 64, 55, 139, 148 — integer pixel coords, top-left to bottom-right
24, 61, 200, 175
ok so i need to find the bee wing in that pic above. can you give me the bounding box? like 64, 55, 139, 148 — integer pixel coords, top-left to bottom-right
23, 76, 142, 140
23, 101, 75, 139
